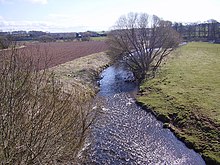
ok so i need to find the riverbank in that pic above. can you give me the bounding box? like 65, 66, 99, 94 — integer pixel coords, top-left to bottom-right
48, 51, 110, 164
48, 51, 110, 93
136, 42, 220, 165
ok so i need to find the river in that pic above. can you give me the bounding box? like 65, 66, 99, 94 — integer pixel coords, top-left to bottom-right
85, 65, 205, 165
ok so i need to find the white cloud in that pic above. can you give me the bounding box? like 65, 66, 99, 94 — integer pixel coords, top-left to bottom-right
0, 18, 90, 32
0, 19, 49, 31
45, 13, 111, 31
24, 0, 48, 5
0, 12, 108, 32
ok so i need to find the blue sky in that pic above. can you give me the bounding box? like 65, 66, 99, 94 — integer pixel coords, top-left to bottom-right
0, 0, 220, 32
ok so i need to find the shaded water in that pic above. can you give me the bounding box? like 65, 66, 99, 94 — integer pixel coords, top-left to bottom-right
87, 66, 205, 165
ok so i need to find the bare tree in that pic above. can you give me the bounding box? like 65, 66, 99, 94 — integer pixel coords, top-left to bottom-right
0, 45, 98, 164
207, 19, 219, 41
108, 13, 181, 80
0, 35, 14, 49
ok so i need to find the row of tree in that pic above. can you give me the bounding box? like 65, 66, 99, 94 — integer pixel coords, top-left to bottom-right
173, 20, 220, 42
107, 13, 220, 81
0, 30, 107, 43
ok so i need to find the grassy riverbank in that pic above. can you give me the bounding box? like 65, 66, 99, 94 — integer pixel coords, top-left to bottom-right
137, 42, 220, 165
49, 51, 110, 92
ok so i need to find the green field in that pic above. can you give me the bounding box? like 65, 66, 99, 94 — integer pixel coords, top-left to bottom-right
137, 42, 220, 164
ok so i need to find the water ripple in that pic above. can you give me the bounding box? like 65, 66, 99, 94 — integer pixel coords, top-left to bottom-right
86, 66, 205, 165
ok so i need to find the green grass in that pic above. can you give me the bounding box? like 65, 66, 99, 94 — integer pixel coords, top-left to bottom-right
137, 42, 220, 165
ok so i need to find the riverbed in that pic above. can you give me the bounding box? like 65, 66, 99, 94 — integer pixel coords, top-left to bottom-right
86, 65, 205, 165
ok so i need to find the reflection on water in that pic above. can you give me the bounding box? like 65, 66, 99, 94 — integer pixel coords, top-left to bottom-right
98, 66, 137, 96
86, 66, 205, 165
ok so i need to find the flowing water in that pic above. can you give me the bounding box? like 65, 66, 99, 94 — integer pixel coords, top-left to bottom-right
86, 65, 205, 165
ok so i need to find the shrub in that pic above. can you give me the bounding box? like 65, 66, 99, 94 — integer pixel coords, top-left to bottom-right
0, 35, 14, 49
0, 47, 97, 164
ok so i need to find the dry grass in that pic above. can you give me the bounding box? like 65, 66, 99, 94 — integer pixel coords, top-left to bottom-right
49, 51, 110, 92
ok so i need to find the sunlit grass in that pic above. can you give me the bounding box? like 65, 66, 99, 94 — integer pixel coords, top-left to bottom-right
140, 42, 220, 122
137, 42, 220, 164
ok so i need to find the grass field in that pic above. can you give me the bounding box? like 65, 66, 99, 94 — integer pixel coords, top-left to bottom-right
137, 42, 220, 164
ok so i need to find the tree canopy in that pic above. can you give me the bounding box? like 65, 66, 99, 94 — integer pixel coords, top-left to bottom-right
108, 12, 181, 80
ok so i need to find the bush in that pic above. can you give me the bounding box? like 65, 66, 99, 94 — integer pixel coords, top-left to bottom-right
0, 35, 14, 49
0, 47, 97, 164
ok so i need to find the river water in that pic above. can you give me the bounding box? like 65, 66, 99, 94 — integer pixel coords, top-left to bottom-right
86, 66, 205, 165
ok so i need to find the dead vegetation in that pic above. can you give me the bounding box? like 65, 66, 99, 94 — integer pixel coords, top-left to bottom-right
0, 45, 101, 164
49, 51, 110, 92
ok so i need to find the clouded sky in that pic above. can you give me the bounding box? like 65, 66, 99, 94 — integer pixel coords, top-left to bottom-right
0, 0, 220, 32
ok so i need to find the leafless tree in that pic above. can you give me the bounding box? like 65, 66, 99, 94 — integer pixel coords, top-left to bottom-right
108, 12, 181, 80
173, 20, 220, 42
0, 45, 98, 164
207, 19, 219, 40
0, 35, 14, 49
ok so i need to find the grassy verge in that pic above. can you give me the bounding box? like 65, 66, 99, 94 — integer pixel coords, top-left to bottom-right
49, 51, 110, 92
137, 42, 220, 165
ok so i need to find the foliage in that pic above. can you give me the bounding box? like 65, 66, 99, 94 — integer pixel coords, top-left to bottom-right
108, 12, 181, 81
0, 47, 97, 164
137, 42, 220, 164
